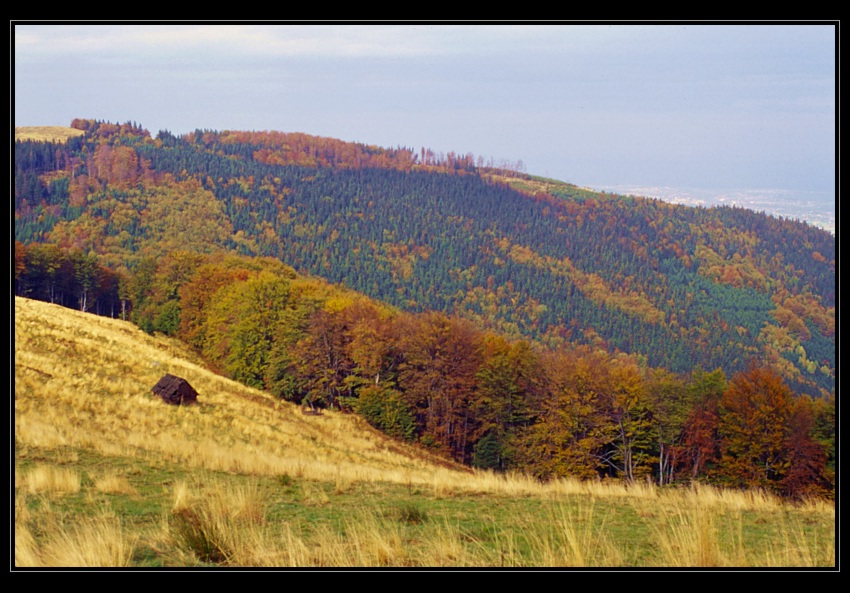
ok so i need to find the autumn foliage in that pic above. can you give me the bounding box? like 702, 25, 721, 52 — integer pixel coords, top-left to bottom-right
14, 121, 835, 499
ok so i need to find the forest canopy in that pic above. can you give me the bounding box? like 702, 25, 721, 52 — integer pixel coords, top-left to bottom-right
14, 120, 835, 496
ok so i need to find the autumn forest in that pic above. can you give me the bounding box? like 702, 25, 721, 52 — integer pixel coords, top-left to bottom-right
14, 119, 835, 499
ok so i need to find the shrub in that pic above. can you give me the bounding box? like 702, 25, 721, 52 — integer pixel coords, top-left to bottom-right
355, 385, 416, 441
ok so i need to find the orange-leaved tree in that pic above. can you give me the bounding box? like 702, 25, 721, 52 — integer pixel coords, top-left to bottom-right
716, 365, 794, 491
779, 395, 832, 499
512, 347, 615, 480
676, 368, 726, 482
396, 312, 483, 462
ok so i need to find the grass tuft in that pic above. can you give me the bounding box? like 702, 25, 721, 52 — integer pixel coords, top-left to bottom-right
22, 465, 81, 496
92, 471, 138, 495
38, 515, 137, 567
394, 503, 428, 525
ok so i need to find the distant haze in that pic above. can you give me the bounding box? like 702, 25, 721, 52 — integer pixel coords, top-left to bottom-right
596, 185, 835, 235
15, 23, 836, 214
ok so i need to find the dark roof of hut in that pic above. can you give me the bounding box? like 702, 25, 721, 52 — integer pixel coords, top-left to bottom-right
151, 373, 198, 405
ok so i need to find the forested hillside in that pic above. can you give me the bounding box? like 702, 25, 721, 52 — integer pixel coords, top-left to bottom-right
15, 119, 834, 397
14, 120, 835, 496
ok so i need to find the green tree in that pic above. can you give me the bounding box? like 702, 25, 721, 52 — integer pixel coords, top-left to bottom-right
472, 431, 504, 471
355, 385, 416, 441
473, 336, 540, 471
69, 249, 98, 312
129, 255, 158, 331
202, 271, 294, 389
809, 393, 835, 491
606, 364, 657, 483
24, 243, 66, 304
647, 369, 693, 485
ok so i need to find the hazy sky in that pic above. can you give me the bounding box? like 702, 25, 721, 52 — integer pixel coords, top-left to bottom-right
14, 23, 836, 196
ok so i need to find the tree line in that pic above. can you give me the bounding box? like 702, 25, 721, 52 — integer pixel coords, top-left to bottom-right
14, 244, 835, 499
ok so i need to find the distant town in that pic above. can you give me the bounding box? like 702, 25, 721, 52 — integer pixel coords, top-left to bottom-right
595, 185, 835, 235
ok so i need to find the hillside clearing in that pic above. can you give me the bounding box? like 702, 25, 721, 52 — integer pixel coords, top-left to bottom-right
15, 126, 85, 143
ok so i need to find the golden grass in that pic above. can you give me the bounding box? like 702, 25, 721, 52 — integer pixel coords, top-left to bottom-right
20, 465, 81, 496
15, 126, 85, 143
678, 481, 784, 512
552, 504, 625, 566
15, 470, 620, 568
14, 524, 41, 568
760, 521, 836, 567
651, 507, 729, 567
172, 478, 267, 525
14, 297, 836, 568
166, 478, 277, 565
15, 296, 471, 488
39, 515, 137, 567
91, 471, 137, 495
15, 504, 136, 568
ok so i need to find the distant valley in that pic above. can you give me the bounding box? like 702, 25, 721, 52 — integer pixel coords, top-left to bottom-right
596, 184, 835, 235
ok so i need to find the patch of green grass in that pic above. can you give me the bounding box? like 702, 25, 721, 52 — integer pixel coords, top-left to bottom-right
394, 503, 428, 525
14, 442, 834, 568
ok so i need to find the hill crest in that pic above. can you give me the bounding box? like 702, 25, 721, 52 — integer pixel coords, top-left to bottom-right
15, 126, 85, 143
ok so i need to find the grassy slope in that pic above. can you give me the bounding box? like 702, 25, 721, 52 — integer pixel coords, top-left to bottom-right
14, 298, 835, 568
15, 126, 85, 143
14, 296, 469, 486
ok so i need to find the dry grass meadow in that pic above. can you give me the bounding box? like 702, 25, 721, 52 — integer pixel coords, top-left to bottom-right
15, 126, 85, 143
14, 297, 835, 568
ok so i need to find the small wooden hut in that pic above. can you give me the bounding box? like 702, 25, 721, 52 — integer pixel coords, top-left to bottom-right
151, 373, 198, 405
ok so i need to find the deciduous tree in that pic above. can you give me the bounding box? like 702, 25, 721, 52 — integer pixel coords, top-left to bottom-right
717, 365, 794, 490
202, 271, 295, 389
396, 312, 483, 461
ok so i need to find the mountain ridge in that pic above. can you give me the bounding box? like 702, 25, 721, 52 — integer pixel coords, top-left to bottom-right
14, 121, 834, 398
14, 120, 835, 495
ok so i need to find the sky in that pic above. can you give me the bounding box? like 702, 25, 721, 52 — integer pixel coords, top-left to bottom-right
14, 23, 837, 201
